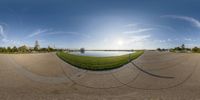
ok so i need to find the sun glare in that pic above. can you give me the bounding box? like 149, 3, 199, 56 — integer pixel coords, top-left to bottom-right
117, 39, 124, 46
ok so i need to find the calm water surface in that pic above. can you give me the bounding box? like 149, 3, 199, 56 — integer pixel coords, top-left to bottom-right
70, 51, 134, 57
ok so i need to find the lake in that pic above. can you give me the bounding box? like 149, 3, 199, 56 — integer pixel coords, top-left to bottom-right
69, 51, 134, 57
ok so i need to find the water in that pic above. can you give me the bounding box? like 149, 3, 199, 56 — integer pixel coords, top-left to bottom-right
69, 51, 134, 57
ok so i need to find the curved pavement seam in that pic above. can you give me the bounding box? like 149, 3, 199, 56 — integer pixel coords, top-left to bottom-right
131, 62, 175, 79
112, 57, 198, 90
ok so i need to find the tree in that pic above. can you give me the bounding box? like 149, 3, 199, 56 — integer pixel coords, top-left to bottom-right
181, 44, 185, 50
169, 48, 175, 52
2, 47, 6, 52
18, 45, 29, 52
157, 48, 161, 51
34, 40, 40, 51
162, 48, 166, 51
47, 46, 54, 52
174, 47, 182, 51
192, 47, 199, 53
186, 48, 191, 51
0, 47, 4, 52
40, 48, 48, 52
7, 47, 11, 52
80, 48, 85, 53
12, 46, 18, 52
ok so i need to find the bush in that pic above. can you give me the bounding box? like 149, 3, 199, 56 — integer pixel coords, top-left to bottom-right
192, 47, 200, 53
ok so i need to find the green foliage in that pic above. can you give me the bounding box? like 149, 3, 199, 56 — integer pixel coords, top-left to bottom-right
192, 47, 200, 53
0, 47, 6, 53
40, 48, 48, 52
157, 48, 161, 51
0, 45, 56, 54
157, 48, 167, 52
18, 45, 29, 53
47, 46, 54, 52
181, 44, 185, 50
170, 44, 190, 53
34, 46, 39, 51
56, 51, 144, 71
12, 46, 18, 52
174, 47, 182, 51
7, 47, 11, 52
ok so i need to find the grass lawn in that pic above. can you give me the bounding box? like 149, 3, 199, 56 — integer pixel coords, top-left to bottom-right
56, 50, 144, 71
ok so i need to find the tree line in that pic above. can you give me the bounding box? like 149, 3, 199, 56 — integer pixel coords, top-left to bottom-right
157, 44, 200, 53
0, 41, 58, 53
0, 45, 56, 53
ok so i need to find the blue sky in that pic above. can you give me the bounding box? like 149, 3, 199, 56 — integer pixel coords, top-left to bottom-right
0, 0, 200, 49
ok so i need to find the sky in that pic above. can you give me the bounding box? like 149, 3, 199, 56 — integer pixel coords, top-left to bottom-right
0, 0, 200, 49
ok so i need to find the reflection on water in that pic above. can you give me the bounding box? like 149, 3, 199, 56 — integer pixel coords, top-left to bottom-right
70, 51, 134, 57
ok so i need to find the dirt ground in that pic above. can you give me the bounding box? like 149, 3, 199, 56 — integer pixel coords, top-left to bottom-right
0, 51, 200, 100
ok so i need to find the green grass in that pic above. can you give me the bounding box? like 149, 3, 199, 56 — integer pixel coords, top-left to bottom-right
56, 50, 144, 71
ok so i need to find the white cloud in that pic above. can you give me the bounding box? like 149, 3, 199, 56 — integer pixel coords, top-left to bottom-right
123, 24, 138, 28
28, 29, 49, 38
122, 35, 151, 48
121, 24, 153, 49
185, 43, 198, 47
162, 15, 200, 28
167, 38, 172, 42
123, 23, 155, 34
0, 24, 23, 46
29, 29, 86, 37
0, 25, 6, 38
2, 38, 22, 46
43, 31, 91, 38
123, 28, 154, 34
158, 40, 166, 43
126, 35, 151, 42
45, 31, 78, 35
184, 38, 196, 41
125, 35, 151, 49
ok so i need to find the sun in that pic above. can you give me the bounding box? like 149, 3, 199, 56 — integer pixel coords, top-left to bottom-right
117, 39, 124, 46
